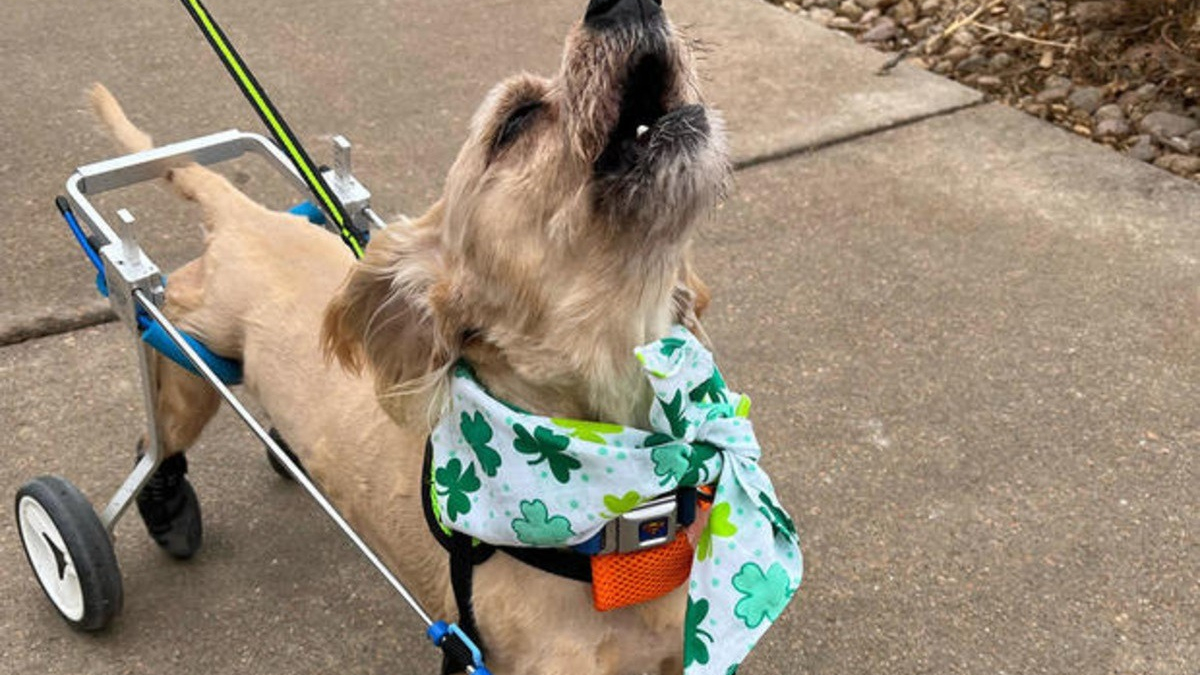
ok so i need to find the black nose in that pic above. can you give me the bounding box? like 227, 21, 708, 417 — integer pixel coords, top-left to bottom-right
584, 0, 663, 29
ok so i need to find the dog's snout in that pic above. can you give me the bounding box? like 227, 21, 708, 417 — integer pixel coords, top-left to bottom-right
584, 0, 663, 30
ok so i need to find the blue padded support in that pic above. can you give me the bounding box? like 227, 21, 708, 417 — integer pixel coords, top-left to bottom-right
288, 200, 327, 225
141, 320, 244, 385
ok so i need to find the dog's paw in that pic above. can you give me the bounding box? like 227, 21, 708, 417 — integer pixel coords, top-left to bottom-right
135, 452, 203, 560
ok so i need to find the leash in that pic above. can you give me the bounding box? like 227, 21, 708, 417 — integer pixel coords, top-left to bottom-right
176, 0, 368, 258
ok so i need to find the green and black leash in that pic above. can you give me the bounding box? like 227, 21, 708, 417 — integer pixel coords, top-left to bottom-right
177, 0, 368, 258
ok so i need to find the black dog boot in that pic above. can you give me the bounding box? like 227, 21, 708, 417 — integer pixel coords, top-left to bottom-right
135, 451, 203, 560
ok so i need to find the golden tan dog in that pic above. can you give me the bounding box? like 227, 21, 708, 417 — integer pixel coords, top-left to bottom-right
91, 1, 728, 672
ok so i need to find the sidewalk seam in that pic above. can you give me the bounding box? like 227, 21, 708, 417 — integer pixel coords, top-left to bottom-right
0, 307, 117, 347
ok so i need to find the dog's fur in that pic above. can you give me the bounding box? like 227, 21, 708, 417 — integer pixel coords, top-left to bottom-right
90, 5, 727, 674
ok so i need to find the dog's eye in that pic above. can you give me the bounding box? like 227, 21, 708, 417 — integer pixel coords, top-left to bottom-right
494, 102, 542, 152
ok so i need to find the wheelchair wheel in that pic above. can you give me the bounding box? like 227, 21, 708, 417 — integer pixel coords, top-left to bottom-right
15, 476, 123, 631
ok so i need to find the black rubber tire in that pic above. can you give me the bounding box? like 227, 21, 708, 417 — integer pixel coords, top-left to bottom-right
15, 476, 123, 632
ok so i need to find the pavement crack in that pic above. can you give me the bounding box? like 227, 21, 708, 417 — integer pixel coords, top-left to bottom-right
733, 99, 988, 172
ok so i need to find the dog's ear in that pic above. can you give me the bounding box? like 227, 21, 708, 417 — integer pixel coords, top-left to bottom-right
322, 203, 455, 393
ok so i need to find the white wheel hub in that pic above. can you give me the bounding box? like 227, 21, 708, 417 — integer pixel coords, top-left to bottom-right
18, 496, 84, 621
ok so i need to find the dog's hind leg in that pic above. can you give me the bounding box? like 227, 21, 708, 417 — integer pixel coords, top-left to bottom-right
135, 260, 223, 560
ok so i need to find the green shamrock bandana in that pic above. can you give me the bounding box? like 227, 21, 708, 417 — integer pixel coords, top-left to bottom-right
430, 326, 802, 675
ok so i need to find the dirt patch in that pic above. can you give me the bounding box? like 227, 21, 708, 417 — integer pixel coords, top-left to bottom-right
769, 0, 1200, 181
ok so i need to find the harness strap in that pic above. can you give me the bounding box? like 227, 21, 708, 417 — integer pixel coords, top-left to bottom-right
422, 440, 491, 675
420, 439, 594, 674
447, 533, 483, 675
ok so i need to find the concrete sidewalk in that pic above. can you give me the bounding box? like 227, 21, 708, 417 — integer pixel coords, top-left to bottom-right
2, 1, 1195, 674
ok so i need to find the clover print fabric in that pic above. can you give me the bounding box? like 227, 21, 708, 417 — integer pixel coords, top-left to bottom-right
430, 326, 803, 675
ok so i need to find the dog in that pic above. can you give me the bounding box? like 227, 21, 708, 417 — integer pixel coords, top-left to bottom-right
91, 0, 729, 672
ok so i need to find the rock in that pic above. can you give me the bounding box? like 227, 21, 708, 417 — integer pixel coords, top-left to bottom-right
1071, 1, 1120, 24
1023, 102, 1049, 117
857, 0, 886, 9
1080, 29, 1105, 48
1160, 135, 1193, 154
1094, 104, 1125, 122
1117, 92, 1138, 112
1118, 84, 1158, 111
1135, 83, 1158, 100
890, 0, 917, 22
1044, 75, 1073, 92
1067, 86, 1105, 114
1024, 3, 1050, 24
1094, 118, 1130, 138
860, 8, 881, 23
829, 16, 857, 29
943, 45, 970, 63
862, 17, 898, 41
1035, 86, 1071, 104
1127, 135, 1159, 163
1187, 129, 1200, 150
837, 0, 865, 20
1139, 111, 1199, 140
975, 75, 1003, 88
1154, 153, 1200, 176
950, 28, 976, 47
955, 55, 990, 74
933, 59, 954, 75
919, 0, 940, 13
989, 52, 1014, 71
908, 17, 933, 36
782, 1, 802, 11
809, 7, 836, 25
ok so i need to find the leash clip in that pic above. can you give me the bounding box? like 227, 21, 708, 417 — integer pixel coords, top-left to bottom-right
427, 621, 491, 675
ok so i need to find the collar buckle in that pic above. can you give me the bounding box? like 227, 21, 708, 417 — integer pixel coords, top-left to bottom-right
575, 491, 694, 555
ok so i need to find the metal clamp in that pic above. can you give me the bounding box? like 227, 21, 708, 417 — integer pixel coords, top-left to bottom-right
322, 136, 388, 233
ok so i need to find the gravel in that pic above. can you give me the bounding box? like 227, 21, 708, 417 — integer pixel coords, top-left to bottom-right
1094, 118, 1131, 139
1127, 135, 1160, 163
768, 0, 1200, 181
862, 17, 898, 42
1155, 153, 1200, 176
1094, 104, 1124, 123
1067, 87, 1104, 114
1035, 86, 1070, 105
1139, 112, 1200, 141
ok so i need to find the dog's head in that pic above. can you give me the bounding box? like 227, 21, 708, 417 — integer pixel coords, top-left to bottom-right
325, 0, 727, 423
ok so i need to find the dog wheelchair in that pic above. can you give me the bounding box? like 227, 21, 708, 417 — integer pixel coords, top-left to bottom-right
14, 130, 491, 673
